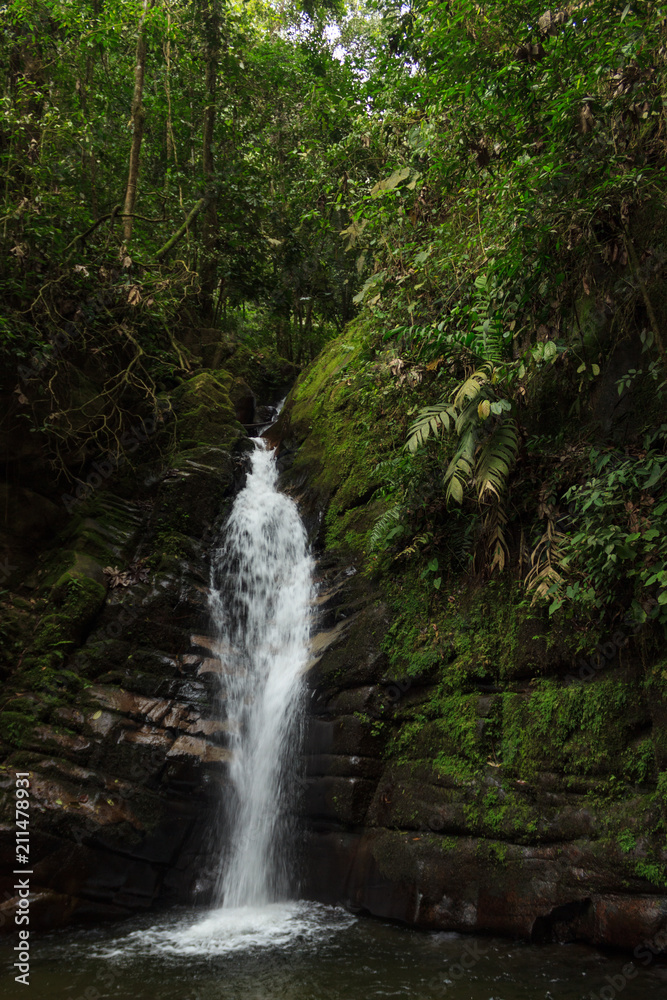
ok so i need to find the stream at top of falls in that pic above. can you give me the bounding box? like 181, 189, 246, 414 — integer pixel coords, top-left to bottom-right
3, 439, 667, 999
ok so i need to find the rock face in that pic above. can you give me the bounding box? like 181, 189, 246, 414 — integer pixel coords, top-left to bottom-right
2, 326, 667, 956
0, 372, 253, 931
299, 563, 667, 951
273, 328, 667, 954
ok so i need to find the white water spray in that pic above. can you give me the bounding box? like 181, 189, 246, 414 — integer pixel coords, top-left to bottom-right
209, 438, 313, 908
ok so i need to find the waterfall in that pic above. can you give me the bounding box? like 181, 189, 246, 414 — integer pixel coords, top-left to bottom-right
208, 438, 313, 908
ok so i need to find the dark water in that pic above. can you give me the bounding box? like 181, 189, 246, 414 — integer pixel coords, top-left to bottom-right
2, 901, 667, 1000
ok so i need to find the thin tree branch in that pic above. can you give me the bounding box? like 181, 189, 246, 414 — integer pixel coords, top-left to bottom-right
65, 208, 167, 251
155, 197, 207, 260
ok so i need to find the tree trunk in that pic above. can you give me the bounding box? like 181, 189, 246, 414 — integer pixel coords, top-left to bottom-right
200, 0, 221, 312
122, 0, 152, 243
80, 0, 99, 218
164, 12, 178, 177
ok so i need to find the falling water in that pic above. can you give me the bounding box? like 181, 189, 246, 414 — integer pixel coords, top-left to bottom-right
209, 437, 313, 908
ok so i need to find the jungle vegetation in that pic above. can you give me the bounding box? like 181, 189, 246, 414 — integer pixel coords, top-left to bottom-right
2, 0, 667, 634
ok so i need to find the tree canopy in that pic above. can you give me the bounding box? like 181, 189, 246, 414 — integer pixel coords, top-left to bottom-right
2, 0, 667, 627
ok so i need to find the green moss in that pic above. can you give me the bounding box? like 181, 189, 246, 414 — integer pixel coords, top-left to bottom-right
389, 694, 485, 771
378, 572, 594, 697
381, 569, 448, 680
17, 573, 106, 695
501, 677, 647, 779
171, 371, 243, 450
283, 319, 402, 554
215, 342, 298, 397
0, 711, 36, 748
485, 839, 510, 866
152, 530, 192, 560
461, 785, 542, 842
633, 860, 667, 887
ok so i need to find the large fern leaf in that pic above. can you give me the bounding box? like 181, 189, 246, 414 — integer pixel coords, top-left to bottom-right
452, 365, 492, 409
368, 502, 404, 551
475, 418, 519, 501
444, 424, 476, 503
406, 403, 454, 452
455, 396, 483, 437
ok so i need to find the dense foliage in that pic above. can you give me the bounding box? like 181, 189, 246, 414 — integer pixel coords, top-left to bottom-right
344, 0, 667, 632
2, 0, 667, 632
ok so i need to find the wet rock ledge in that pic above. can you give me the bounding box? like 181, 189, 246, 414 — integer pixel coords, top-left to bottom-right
274, 327, 667, 955
0, 366, 272, 931
299, 558, 667, 952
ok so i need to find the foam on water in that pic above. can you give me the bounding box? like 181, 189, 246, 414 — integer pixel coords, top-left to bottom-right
85, 902, 355, 961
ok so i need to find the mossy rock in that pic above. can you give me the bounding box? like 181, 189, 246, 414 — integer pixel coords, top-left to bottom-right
213, 343, 299, 399
56, 551, 107, 587
228, 377, 255, 424
170, 371, 243, 450
151, 446, 236, 538
18, 572, 107, 689
278, 322, 399, 551
500, 676, 649, 780
0, 710, 38, 748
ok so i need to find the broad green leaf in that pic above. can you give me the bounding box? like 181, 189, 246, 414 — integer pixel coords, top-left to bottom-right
645, 463, 664, 489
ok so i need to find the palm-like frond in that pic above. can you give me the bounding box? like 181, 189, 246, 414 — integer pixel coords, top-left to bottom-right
452, 364, 492, 409
485, 504, 509, 574
405, 364, 519, 577
475, 418, 519, 502
406, 403, 455, 452
524, 519, 567, 602
444, 424, 476, 503
368, 502, 404, 550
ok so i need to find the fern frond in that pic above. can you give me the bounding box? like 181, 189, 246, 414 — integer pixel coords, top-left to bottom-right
475, 418, 519, 502
524, 519, 568, 603
484, 504, 509, 574
443, 513, 475, 569
452, 365, 492, 409
480, 327, 504, 364
368, 502, 404, 551
445, 424, 476, 503
396, 531, 433, 560
406, 403, 455, 453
